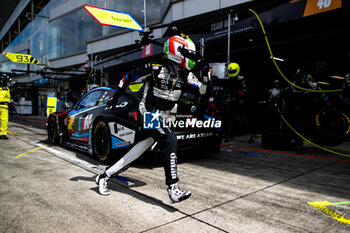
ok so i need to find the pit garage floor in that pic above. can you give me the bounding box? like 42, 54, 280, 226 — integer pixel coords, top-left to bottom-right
0, 116, 349, 232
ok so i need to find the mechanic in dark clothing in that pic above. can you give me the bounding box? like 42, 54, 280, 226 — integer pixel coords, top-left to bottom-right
62, 88, 78, 108
96, 35, 210, 203
287, 69, 327, 153
211, 62, 250, 142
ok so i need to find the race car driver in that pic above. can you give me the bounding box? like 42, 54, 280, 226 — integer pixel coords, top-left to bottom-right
96, 34, 210, 203
0, 76, 11, 139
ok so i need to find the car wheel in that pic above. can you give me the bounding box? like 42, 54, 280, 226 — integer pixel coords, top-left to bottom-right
93, 120, 111, 162
47, 117, 59, 144
311, 108, 350, 146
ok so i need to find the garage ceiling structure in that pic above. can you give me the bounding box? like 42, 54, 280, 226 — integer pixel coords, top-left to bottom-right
0, 0, 50, 53
0, 0, 20, 30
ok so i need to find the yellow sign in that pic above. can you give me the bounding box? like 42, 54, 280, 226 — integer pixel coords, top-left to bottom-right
84, 4, 143, 31
3, 52, 39, 64
308, 201, 350, 224
46, 97, 57, 118
303, 0, 342, 17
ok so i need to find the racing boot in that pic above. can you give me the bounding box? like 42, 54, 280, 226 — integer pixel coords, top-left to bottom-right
95, 172, 110, 196
167, 183, 191, 203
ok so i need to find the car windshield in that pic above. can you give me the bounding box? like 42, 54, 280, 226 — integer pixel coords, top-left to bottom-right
98, 90, 115, 106
77, 90, 103, 109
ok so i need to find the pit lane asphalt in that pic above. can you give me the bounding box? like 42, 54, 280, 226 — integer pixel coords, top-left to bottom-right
1, 115, 350, 232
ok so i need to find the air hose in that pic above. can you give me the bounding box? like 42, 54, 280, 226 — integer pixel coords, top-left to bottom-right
249, 8, 349, 158
279, 111, 350, 158
309, 142, 350, 152
248, 8, 342, 93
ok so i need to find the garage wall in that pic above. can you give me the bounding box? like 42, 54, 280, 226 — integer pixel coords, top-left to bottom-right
57, 0, 252, 67
171, 0, 251, 21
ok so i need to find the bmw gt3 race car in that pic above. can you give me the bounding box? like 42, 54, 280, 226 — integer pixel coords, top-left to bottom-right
47, 86, 221, 162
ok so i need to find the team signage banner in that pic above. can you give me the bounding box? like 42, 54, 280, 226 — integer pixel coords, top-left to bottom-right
46, 96, 57, 118
83, 4, 143, 31
3, 52, 39, 64
303, 0, 342, 16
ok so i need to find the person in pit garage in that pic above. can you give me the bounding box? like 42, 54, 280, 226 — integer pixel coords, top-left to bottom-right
0, 76, 11, 139
211, 62, 251, 142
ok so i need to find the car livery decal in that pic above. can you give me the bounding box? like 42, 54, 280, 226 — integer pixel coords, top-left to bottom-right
71, 132, 89, 142
65, 106, 101, 141
108, 122, 135, 149
78, 114, 93, 131
176, 132, 214, 140
64, 141, 89, 151
111, 136, 131, 149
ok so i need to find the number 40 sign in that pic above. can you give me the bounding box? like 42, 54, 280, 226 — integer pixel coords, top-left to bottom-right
304, 0, 342, 17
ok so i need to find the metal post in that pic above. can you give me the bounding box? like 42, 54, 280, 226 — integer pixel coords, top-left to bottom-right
101, 66, 104, 85
18, 19, 21, 34
143, 0, 147, 29
31, 0, 34, 21
200, 38, 205, 58
94, 55, 102, 85
227, 13, 231, 65
200, 38, 205, 78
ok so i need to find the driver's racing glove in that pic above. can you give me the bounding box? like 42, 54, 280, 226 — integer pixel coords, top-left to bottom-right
194, 59, 210, 84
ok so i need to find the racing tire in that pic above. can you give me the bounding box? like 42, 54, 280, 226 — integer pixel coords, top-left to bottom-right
311, 108, 350, 146
93, 120, 112, 162
47, 117, 59, 144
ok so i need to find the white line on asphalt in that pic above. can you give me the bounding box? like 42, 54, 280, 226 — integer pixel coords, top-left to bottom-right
32, 141, 104, 174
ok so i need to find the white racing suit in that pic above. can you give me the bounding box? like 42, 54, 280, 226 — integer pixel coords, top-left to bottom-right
105, 59, 208, 185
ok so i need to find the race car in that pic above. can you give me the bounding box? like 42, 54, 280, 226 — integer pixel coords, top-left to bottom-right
47, 86, 221, 162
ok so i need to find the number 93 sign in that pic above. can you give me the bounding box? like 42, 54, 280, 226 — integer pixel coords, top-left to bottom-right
3, 52, 39, 64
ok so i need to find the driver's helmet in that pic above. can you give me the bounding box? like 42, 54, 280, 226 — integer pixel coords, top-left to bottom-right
228, 63, 240, 78
164, 35, 196, 70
